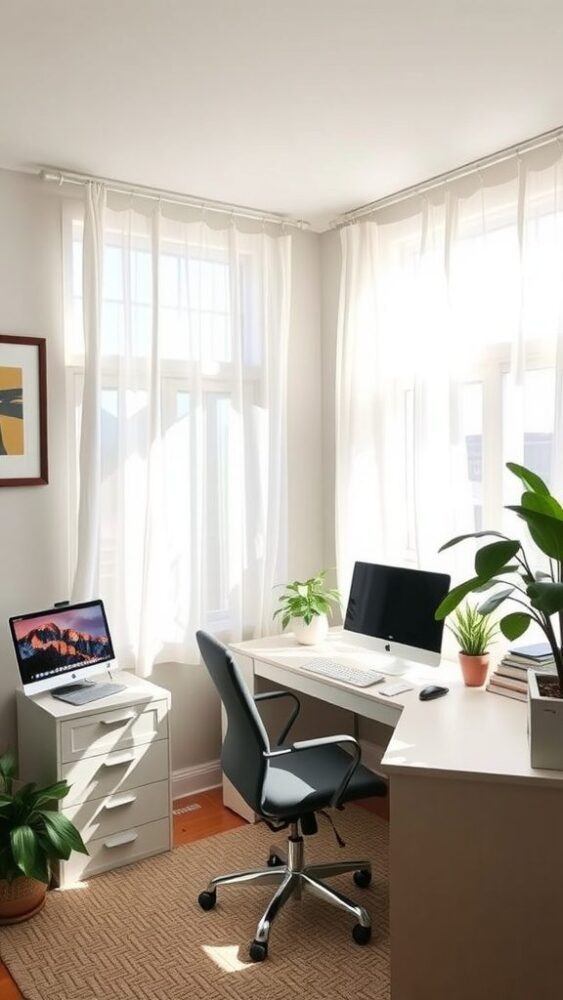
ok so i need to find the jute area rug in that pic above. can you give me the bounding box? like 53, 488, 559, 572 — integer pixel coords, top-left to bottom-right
0, 805, 389, 1000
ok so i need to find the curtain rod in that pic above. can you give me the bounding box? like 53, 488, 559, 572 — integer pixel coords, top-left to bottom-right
40, 167, 310, 230
332, 123, 563, 228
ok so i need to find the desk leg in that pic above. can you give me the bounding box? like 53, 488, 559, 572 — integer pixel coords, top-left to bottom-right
390, 773, 563, 1000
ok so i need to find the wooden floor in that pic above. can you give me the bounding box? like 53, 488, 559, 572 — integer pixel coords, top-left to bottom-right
0, 787, 387, 999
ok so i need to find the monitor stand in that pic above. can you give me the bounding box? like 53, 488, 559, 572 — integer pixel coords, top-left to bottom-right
377, 657, 408, 677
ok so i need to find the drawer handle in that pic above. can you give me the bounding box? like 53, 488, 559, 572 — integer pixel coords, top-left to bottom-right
100, 712, 137, 726
104, 793, 137, 810
102, 753, 136, 768
103, 830, 139, 849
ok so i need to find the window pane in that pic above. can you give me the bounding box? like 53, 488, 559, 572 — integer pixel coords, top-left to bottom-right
206, 393, 231, 613
503, 369, 555, 490
404, 388, 415, 552
461, 383, 483, 531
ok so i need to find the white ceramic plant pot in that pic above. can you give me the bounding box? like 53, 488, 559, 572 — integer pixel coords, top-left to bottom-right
528, 670, 563, 770
291, 614, 329, 646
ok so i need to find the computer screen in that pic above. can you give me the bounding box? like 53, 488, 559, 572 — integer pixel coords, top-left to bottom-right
343, 561, 450, 663
9, 600, 115, 692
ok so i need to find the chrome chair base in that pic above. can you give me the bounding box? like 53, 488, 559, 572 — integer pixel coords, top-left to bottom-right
198, 822, 373, 960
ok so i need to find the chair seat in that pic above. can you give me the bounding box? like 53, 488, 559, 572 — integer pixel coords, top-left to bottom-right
262, 743, 387, 819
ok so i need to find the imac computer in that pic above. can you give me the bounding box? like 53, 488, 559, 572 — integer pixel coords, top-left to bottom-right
9, 599, 125, 704
343, 561, 451, 675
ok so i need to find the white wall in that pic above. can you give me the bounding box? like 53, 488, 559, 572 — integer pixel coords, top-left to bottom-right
0, 169, 325, 774
0, 170, 68, 752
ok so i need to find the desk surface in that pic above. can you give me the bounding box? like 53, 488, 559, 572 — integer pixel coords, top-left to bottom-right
231, 629, 563, 789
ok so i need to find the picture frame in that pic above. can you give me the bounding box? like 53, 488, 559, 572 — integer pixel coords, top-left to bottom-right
0, 335, 48, 486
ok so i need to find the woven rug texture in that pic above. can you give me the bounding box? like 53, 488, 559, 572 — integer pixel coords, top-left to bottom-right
0, 804, 389, 1000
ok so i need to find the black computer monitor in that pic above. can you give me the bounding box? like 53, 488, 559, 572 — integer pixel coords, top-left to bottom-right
343, 561, 451, 673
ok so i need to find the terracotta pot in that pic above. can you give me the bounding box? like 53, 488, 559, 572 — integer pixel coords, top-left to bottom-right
0, 877, 47, 925
459, 652, 490, 687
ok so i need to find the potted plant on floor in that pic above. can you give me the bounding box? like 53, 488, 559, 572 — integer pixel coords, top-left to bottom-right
274, 571, 341, 645
447, 602, 498, 686
435, 462, 563, 768
0, 750, 88, 924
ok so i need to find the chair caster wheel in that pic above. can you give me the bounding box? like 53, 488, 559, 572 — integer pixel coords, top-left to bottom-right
352, 923, 372, 945
353, 868, 372, 888
267, 853, 284, 868
198, 890, 217, 911
249, 940, 268, 962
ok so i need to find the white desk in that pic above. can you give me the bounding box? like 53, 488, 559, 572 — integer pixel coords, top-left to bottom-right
229, 629, 563, 1000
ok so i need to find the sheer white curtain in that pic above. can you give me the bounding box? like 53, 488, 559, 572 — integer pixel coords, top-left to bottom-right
336, 141, 563, 597
70, 185, 291, 675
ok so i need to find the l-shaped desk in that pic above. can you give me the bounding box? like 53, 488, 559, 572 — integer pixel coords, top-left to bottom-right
228, 629, 563, 1000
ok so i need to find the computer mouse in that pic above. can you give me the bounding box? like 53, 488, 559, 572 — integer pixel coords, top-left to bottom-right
419, 685, 449, 701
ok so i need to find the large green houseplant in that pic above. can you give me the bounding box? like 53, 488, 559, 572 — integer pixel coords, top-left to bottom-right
435, 462, 563, 768
0, 750, 88, 923
436, 462, 563, 697
435, 462, 563, 688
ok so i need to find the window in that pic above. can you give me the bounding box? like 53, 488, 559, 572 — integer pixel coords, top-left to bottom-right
65, 208, 276, 658
390, 212, 559, 561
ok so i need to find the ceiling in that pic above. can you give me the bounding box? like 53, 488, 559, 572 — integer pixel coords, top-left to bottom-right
2, 1, 563, 230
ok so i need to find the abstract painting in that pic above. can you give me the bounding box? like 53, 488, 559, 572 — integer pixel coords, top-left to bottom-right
0, 335, 48, 486
0, 365, 24, 455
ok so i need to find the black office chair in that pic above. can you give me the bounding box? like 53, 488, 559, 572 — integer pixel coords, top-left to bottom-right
195, 630, 388, 962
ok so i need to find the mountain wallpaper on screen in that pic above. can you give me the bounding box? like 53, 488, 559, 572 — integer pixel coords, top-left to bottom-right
17, 622, 112, 671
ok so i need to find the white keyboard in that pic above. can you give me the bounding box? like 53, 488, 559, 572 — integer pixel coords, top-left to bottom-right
301, 659, 384, 688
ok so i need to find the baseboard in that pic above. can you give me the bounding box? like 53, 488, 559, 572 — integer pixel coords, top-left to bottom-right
172, 759, 222, 800
359, 739, 389, 779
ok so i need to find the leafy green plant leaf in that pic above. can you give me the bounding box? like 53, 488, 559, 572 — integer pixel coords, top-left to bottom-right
499, 612, 532, 640
435, 576, 484, 620
438, 530, 509, 554
38, 811, 88, 859
506, 462, 550, 496
474, 540, 520, 580
10, 825, 37, 878
477, 587, 514, 615
521, 490, 563, 521
527, 582, 563, 615
0, 750, 16, 795
473, 567, 521, 592
32, 782, 70, 808
506, 506, 563, 562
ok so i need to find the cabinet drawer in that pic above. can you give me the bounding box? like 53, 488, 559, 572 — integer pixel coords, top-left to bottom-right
60, 700, 168, 763
63, 779, 170, 843
62, 739, 169, 806
61, 817, 170, 884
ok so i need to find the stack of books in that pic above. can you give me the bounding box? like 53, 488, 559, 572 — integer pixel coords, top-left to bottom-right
486, 643, 555, 701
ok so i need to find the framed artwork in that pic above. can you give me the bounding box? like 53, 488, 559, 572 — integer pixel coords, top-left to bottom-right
0, 335, 48, 486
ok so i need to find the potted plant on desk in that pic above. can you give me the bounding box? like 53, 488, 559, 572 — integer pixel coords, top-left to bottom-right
446, 602, 498, 686
0, 750, 88, 924
274, 571, 341, 645
435, 462, 563, 769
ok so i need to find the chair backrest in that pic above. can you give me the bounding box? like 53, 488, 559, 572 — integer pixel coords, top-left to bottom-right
196, 630, 270, 813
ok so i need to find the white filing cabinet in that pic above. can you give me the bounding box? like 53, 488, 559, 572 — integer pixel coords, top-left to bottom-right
16, 672, 173, 886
